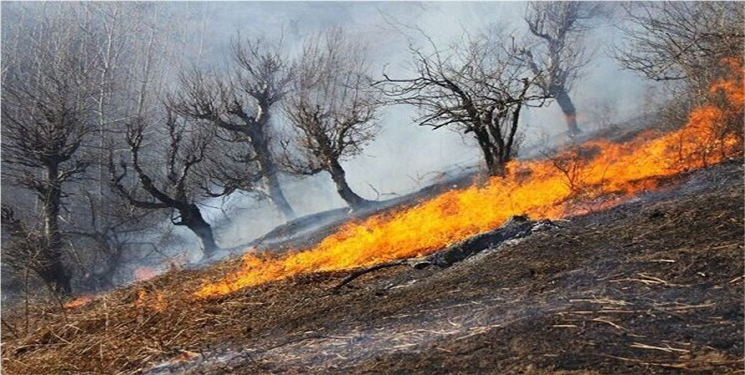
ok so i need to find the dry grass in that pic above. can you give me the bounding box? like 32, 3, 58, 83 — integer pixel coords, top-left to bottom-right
2, 161, 743, 375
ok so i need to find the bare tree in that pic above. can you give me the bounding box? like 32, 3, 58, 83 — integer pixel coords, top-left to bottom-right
281, 28, 380, 208
379, 29, 547, 176
1, 3, 241, 294
1, 19, 99, 293
172, 36, 297, 220
523, 1, 604, 136
63, 3, 168, 289
109, 109, 223, 256
615, 2, 745, 91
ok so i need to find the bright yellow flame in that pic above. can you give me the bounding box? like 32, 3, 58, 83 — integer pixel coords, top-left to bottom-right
195, 59, 743, 299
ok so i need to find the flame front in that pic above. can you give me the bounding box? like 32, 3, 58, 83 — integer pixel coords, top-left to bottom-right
195, 60, 743, 299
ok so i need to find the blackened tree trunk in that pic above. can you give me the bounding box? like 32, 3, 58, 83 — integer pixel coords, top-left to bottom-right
478, 144, 509, 177
555, 88, 581, 136
111, 111, 227, 259
472, 100, 526, 178
41, 164, 72, 295
329, 159, 370, 209
178, 204, 219, 256
37, 256, 71, 295
472, 126, 504, 177
554, 87, 582, 136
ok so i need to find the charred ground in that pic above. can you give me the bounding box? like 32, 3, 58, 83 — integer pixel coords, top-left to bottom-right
1, 160, 743, 375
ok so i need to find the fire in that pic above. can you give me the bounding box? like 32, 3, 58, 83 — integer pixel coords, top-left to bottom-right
711, 57, 745, 108
194, 59, 743, 299
64, 294, 94, 309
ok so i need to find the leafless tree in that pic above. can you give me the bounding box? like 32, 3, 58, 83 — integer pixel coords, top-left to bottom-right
378, 29, 547, 176
281, 28, 380, 208
172, 36, 297, 220
1, 3, 260, 295
62, 3, 170, 288
109, 109, 223, 256
615, 2, 745, 91
1, 18, 99, 293
522, 1, 605, 136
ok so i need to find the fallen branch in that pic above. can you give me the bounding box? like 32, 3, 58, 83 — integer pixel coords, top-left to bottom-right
419, 215, 538, 268
333, 216, 557, 289
333, 260, 410, 290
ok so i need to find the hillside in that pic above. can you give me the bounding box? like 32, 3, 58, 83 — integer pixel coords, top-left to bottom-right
2, 3, 744, 375
1, 160, 742, 375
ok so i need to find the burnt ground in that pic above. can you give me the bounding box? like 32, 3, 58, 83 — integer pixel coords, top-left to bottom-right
1, 160, 743, 375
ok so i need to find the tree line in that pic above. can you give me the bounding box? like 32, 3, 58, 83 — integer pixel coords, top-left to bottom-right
2, 2, 743, 296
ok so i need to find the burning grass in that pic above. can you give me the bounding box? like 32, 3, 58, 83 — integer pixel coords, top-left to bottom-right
194, 61, 744, 298
2, 161, 741, 374
1, 59, 742, 374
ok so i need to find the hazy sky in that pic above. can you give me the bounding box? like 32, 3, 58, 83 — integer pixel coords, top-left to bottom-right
171, 1, 648, 246
0, 1, 649, 248
186, 2, 646, 190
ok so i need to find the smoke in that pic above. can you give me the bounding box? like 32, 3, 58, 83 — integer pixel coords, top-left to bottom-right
0, 2, 651, 260
183, 2, 649, 250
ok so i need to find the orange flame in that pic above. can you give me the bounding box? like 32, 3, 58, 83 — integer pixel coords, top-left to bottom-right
63, 294, 94, 309
194, 59, 744, 299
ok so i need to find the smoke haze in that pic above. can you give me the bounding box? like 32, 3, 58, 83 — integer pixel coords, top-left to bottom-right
1, 1, 648, 252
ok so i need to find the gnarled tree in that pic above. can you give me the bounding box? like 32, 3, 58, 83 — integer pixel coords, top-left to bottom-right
172, 36, 297, 220
1, 26, 97, 294
379, 30, 547, 176
109, 109, 223, 256
281, 28, 380, 208
523, 1, 604, 136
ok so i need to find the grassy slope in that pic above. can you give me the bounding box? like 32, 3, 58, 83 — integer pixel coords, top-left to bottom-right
1, 161, 743, 375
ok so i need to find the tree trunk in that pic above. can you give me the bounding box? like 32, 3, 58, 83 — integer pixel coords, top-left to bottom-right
41, 164, 71, 295
180, 204, 219, 257
328, 159, 370, 209
263, 168, 296, 221
486, 158, 506, 177
473, 127, 506, 177
250, 127, 297, 221
37, 258, 71, 296
555, 89, 581, 136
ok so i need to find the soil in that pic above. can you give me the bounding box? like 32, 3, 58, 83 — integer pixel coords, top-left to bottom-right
1, 160, 743, 375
